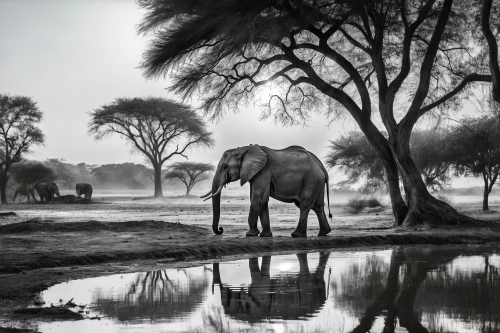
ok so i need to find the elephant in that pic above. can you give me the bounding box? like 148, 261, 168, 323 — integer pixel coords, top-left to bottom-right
13, 184, 36, 203
76, 183, 93, 200
201, 144, 333, 237
212, 252, 330, 322
32, 181, 60, 202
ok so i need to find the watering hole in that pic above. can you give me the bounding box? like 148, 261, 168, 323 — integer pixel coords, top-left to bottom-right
14, 245, 500, 332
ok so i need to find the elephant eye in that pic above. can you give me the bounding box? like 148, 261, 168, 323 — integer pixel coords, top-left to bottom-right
221, 163, 228, 169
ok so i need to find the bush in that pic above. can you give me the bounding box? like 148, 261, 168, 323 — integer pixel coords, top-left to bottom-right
346, 197, 382, 214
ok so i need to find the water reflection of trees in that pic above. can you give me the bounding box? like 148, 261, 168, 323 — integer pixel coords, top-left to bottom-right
211, 252, 330, 323
93, 268, 210, 322
334, 247, 500, 333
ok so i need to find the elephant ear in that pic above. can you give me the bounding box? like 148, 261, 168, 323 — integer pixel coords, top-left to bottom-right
238, 145, 267, 186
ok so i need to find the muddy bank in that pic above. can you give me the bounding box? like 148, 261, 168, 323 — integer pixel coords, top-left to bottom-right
2, 217, 500, 274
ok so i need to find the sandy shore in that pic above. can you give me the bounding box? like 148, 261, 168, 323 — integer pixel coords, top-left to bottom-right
0, 195, 499, 329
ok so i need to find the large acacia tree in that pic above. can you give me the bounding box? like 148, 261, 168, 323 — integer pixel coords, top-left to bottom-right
138, 0, 495, 226
0, 94, 44, 204
88, 97, 214, 197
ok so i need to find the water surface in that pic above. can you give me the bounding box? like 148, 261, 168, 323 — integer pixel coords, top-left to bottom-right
23, 246, 500, 332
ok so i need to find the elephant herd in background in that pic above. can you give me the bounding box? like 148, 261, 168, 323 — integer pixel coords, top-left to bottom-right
13, 181, 93, 203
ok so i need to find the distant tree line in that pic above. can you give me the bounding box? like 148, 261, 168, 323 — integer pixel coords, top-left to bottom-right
8, 159, 215, 202
327, 116, 500, 211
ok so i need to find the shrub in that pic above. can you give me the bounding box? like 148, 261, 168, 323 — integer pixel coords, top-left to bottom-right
346, 197, 382, 214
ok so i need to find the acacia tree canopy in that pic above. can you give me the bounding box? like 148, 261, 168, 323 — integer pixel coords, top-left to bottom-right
138, 0, 494, 227
88, 97, 215, 197
164, 161, 214, 195
0, 94, 44, 204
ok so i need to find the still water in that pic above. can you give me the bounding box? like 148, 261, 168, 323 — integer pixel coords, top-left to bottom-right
26, 246, 500, 332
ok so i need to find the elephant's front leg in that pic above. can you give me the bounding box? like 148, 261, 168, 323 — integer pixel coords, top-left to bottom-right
259, 202, 273, 237
246, 187, 270, 237
246, 197, 262, 237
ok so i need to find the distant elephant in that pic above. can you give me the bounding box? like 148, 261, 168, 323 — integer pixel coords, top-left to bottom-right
33, 182, 60, 202
201, 145, 332, 237
212, 252, 330, 322
13, 184, 36, 203
76, 183, 93, 200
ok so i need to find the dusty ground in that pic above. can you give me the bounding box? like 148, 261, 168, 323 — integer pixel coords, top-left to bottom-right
1, 195, 500, 329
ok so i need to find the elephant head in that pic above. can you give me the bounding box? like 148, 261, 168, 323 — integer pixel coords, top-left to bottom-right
76, 184, 83, 197
201, 145, 267, 235
51, 183, 60, 197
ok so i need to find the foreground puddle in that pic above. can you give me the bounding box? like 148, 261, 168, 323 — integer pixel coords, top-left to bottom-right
14, 246, 500, 332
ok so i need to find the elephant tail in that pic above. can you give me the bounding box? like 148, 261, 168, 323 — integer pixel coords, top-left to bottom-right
309, 151, 333, 220
325, 176, 332, 220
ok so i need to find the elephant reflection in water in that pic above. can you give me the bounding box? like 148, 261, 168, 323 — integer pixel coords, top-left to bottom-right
94, 269, 210, 321
341, 247, 500, 333
212, 252, 330, 322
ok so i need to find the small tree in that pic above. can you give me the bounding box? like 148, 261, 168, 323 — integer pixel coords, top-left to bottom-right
0, 94, 44, 204
447, 116, 500, 211
88, 98, 214, 197
165, 162, 214, 195
326, 131, 452, 193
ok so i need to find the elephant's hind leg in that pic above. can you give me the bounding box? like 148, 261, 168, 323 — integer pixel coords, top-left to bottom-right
259, 202, 272, 237
314, 205, 332, 236
291, 206, 311, 237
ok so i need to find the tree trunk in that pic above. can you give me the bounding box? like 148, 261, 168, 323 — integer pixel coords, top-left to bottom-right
383, 159, 409, 226
482, 0, 500, 104
153, 165, 163, 198
362, 122, 409, 225
186, 182, 192, 196
0, 183, 6, 205
483, 175, 490, 211
394, 140, 484, 227
0, 171, 8, 205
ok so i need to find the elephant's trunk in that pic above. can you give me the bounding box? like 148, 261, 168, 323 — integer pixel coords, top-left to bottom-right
212, 263, 221, 295
211, 177, 223, 235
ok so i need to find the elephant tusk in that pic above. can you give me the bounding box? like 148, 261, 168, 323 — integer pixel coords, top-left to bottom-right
200, 189, 213, 198
203, 185, 223, 202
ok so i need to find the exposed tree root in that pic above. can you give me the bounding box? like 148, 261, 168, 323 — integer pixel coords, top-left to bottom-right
401, 197, 495, 228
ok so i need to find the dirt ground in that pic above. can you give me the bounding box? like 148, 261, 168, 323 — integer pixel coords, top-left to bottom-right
1, 195, 500, 329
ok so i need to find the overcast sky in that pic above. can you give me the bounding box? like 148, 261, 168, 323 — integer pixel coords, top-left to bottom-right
0, 0, 481, 187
